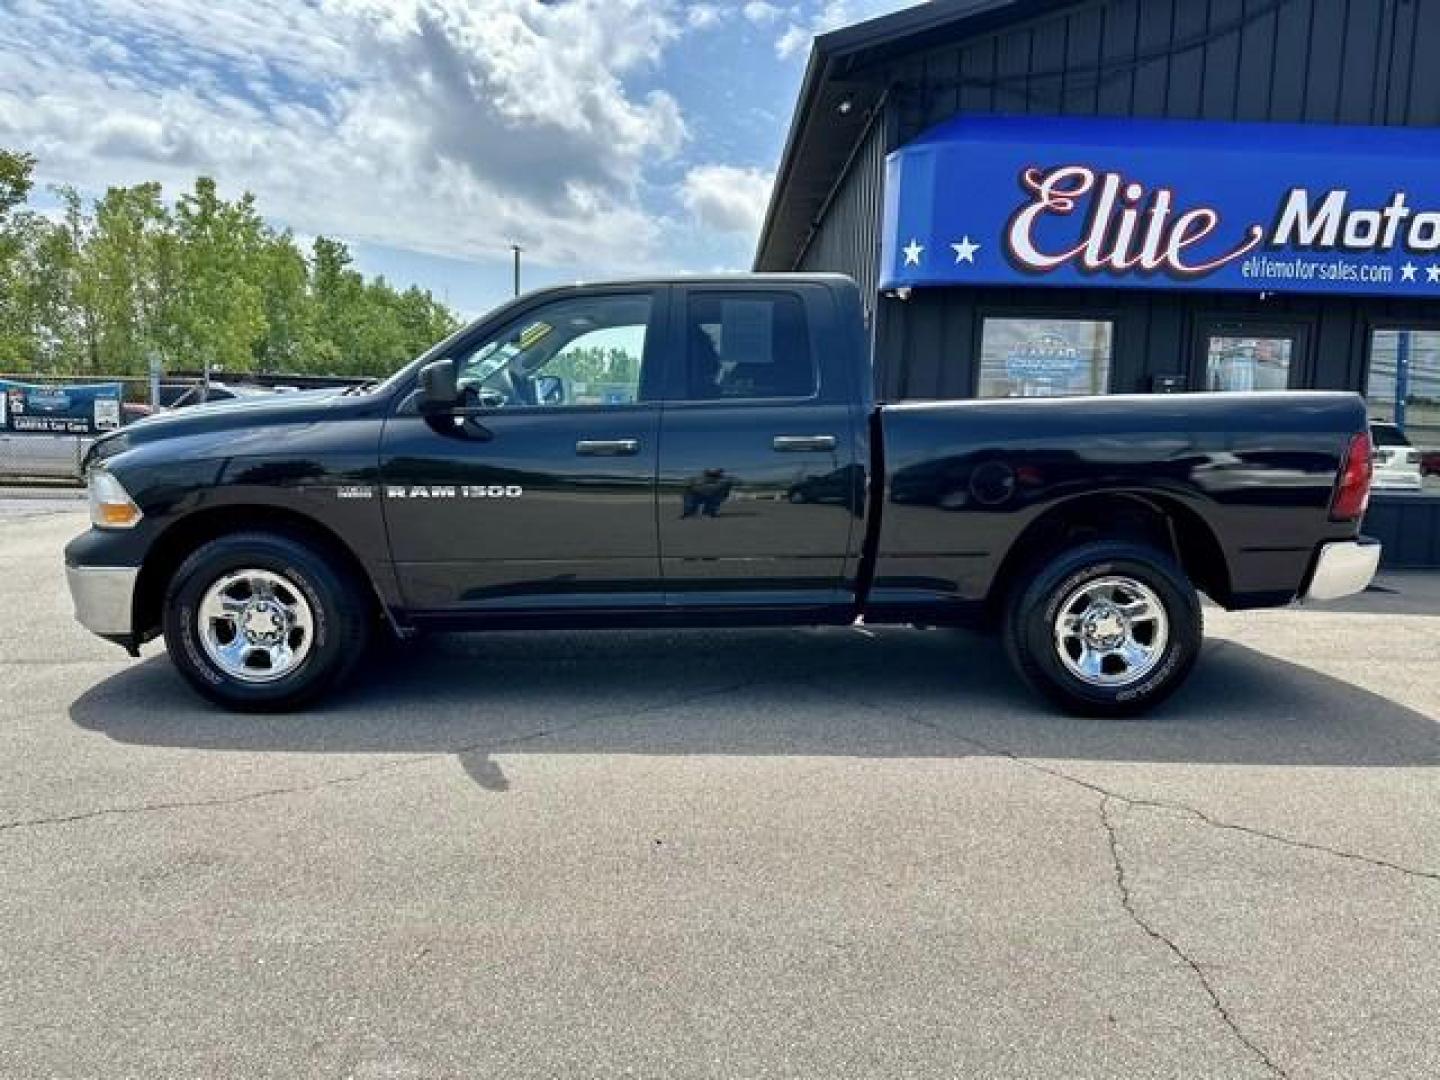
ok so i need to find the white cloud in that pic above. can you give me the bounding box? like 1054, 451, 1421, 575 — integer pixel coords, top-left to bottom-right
680, 164, 774, 237
775, 1, 921, 60
742, 2, 785, 25
686, 4, 724, 29
0, 0, 694, 270
776, 1, 849, 59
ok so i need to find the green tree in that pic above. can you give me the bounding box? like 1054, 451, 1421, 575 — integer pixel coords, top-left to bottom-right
170, 176, 268, 373
42, 186, 102, 372
254, 231, 313, 372
0, 149, 38, 365
395, 284, 461, 355
87, 183, 174, 374
307, 235, 358, 371
0, 149, 462, 378
549, 345, 641, 387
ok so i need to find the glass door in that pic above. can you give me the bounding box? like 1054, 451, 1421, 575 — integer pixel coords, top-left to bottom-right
1194, 319, 1310, 392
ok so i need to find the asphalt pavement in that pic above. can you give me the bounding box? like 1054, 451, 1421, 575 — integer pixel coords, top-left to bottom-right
2, 504, 1437, 1079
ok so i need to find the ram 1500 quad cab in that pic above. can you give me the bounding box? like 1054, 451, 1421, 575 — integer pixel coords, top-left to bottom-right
66, 275, 1379, 715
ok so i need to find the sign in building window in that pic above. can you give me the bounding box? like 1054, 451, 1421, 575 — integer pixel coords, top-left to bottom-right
978, 317, 1113, 398
1367, 330, 1440, 491
1204, 336, 1293, 392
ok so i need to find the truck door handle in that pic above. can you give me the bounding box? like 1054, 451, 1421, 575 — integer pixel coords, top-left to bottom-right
773, 435, 837, 452
576, 438, 640, 456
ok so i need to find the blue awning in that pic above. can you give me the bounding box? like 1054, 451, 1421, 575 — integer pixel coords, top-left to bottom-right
880, 114, 1440, 298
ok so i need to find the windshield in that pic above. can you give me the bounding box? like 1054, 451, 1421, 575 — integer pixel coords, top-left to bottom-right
1371, 423, 1411, 447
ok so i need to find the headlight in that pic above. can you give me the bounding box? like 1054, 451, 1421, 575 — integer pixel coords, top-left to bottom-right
88, 469, 143, 529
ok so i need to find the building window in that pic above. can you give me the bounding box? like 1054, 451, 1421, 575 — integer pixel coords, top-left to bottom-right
1204, 335, 1293, 391
978, 317, 1113, 398
1367, 329, 1440, 449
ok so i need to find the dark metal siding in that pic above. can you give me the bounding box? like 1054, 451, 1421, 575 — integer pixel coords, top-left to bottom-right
887, 0, 1437, 139
1367, 496, 1440, 569
796, 110, 888, 329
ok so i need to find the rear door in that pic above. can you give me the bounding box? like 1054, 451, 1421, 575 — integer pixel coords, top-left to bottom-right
655, 284, 863, 615
379, 287, 667, 613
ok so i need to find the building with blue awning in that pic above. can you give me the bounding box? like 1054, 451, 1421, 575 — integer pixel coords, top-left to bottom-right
756, 0, 1440, 567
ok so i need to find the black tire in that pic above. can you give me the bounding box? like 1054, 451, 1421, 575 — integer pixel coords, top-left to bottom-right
1004, 540, 1202, 718
162, 531, 370, 711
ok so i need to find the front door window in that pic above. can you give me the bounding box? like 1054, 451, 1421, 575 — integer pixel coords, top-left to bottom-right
457, 293, 653, 410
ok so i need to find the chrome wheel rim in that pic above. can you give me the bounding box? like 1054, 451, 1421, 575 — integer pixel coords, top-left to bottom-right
197, 569, 314, 683
1053, 575, 1169, 688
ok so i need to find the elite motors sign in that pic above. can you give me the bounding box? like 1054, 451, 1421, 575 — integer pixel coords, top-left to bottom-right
880, 114, 1440, 297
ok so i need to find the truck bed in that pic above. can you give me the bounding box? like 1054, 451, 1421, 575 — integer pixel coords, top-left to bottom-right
868, 390, 1367, 616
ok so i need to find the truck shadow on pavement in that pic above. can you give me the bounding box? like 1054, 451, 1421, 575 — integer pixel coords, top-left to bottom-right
69, 626, 1439, 793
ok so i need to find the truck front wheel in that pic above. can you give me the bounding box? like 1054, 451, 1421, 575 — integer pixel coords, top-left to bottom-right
1004, 540, 1202, 717
162, 531, 370, 711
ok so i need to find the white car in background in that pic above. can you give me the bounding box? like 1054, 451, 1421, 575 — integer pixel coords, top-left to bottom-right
1370, 422, 1424, 491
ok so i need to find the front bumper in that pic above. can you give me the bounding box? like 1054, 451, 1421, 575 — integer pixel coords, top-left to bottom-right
65, 564, 139, 638
1302, 538, 1381, 602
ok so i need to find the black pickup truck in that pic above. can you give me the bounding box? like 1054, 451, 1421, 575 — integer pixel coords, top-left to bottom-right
66, 275, 1379, 715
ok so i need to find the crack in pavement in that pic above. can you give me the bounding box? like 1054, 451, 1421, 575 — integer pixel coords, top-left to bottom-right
0, 678, 756, 835
809, 672, 1440, 1078
787, 670, 1303, 1075
1017, 750, 1440, 885
841, 687, 1440, 886
1100, 795, 1288, 1078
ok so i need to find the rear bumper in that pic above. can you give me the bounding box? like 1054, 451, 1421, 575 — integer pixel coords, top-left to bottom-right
1302, 538, 1381, 602
65, 564, 139, 638
1372, 473, 1424, 492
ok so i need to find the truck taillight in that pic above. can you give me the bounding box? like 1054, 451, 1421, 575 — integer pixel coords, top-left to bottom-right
1330, 431, 1373, 523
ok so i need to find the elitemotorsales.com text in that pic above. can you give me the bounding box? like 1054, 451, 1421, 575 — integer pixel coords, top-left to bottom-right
1241, 255, 1396, 285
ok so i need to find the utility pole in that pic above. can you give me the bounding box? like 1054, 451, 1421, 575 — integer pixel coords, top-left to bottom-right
510, 244, 522, 297
1396, 329, 1411, 432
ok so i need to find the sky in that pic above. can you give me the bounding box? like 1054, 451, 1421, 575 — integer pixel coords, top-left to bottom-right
0, 0, 920, 318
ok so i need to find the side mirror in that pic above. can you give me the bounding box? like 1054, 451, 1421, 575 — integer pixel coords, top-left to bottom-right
534, 375, 566, 406
417, 358, 459, 412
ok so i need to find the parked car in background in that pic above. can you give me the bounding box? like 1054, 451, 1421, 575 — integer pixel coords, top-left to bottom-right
166, 381, 276, 410
0, 431, 87, 481
1370, 422, 1424, 491
1421, 447, 1440, 479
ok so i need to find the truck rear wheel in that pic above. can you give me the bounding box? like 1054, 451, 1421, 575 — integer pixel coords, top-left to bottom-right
162, 531, 370, 712
1004, 540, 1202, 717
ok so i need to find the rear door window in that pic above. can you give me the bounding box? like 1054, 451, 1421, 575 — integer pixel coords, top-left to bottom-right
680, 292, 816, 401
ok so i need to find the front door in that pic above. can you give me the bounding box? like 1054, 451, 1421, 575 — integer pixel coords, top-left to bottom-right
1194, 318, 1311, 392
379, 288, 666, 613
655, 285, 861, 613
